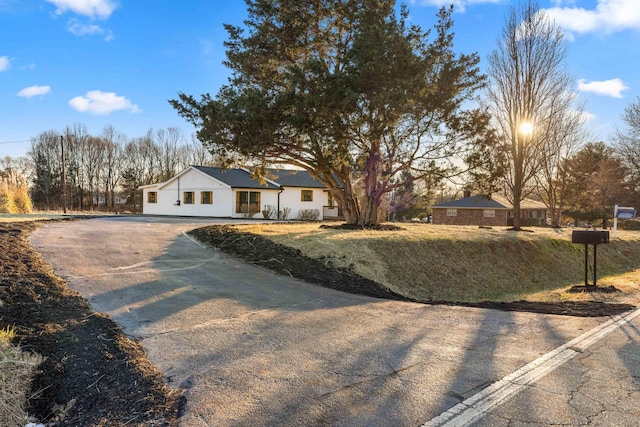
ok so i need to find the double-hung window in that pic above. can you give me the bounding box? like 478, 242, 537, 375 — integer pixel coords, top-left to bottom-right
201, 191, 213, 204
183, 192, 194, 204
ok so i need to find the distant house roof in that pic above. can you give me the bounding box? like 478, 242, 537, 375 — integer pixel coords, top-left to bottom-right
490, 194, 547, 210
432, 195, 509, 209
432, 194, 548, 211
192, 166, 280, 190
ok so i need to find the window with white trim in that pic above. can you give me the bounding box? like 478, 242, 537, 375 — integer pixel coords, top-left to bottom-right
483, 209, 495, 218
446, 208, 457, 217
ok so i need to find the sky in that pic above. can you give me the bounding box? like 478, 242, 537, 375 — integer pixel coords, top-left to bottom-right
1, 0, 639, 158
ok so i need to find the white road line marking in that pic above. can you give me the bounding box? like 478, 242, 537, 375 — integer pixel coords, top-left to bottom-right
67, 258, 219, 279
422, 308, 640, 427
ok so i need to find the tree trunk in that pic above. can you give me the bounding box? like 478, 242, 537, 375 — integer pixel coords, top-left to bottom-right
360, 145, 382, 226
336, 165, 360, 225
512, 184, 523, 230
360, 195, 380, 226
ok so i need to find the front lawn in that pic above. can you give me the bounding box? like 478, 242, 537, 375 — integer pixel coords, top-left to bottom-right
227, 223, 640, 304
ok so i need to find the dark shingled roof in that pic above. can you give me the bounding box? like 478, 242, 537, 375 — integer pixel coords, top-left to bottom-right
432, 195, 508, 209
264, 168, 326, 188
192, 166, 280, 190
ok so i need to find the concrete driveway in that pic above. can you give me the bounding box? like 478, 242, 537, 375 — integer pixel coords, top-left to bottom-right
31, 216, 617, 426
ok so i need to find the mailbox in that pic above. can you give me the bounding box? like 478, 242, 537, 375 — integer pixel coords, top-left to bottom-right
571, 230, 609, 245
571, 229, 610, 287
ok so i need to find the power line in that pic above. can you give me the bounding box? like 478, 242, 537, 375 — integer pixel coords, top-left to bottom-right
0, 139, 31, 145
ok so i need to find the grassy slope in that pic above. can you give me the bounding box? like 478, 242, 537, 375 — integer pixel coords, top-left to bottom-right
232, 223, 640, 303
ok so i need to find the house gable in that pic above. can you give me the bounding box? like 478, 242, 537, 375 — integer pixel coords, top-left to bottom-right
158, 166, 232, 191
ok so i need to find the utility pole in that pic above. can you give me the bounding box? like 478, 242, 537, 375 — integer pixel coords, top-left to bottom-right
61, 135, 67, 214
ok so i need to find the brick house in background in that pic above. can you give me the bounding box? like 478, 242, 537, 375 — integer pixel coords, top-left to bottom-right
490, 194, 548, 226
431, 193, 548, 226
431, 195, 509, 226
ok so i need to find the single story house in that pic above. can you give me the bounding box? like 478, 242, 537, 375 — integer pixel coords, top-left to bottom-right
431, 195, 509, 226
139, 166, 339, 219
431, 193, 548, 226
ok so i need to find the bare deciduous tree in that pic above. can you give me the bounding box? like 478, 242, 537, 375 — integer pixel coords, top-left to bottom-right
486, 0, 577, 229
615, 96, 640, 192
535, 103, 587, 226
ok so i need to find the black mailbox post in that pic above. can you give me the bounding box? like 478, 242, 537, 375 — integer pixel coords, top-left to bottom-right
571, 230, 610, 287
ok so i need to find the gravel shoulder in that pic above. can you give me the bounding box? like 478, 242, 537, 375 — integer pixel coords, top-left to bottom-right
0, 221, 182, 426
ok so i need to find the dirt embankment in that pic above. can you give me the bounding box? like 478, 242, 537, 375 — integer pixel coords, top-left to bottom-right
0, 221, 182, 426
189, 225, 636, 317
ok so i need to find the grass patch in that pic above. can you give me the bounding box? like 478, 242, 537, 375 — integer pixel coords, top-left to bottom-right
231, 223, 640, 303
0, 327, 44, 427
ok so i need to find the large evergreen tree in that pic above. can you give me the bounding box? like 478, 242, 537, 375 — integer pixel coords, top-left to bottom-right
565, 142, 634, 227
170, 0, 490, 225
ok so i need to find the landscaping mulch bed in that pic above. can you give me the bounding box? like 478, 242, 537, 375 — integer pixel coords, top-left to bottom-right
190, 225, 636, 318
189, 225, 411, 301
0, 222, 182, 426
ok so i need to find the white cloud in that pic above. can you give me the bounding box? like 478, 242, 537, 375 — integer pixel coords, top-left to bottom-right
578, 78, 629, 98
67, 19, 113, 40
46, 0, 117, 20
578, 110, 596, 123
409, 0, 501, 13
0, 56, 10, 71
68, 19, 103, 36
17, 85, 51, 98
545, 0, 640, 34
69, 90, 140, 115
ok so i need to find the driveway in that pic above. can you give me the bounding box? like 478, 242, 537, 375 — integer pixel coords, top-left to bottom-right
31, 216, 624, 426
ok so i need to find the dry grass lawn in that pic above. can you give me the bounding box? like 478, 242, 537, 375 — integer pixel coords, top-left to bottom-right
233, 222, 640, 304
0, 327, 43, 427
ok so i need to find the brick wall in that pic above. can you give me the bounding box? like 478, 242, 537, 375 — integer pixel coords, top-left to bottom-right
432, 208, 507, 226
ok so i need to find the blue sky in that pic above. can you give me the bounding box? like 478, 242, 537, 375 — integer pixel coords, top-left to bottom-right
1, 0, 638, 158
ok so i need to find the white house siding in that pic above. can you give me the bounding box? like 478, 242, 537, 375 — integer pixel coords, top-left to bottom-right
279, 187, 328, 220
142, 168, 234, 217
141, 167, 335, 219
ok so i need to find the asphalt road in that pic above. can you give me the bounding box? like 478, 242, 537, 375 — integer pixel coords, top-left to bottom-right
30, 217, 639, 426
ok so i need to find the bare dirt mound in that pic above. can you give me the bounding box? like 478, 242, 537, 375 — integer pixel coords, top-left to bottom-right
190, 225, 636, 318
0, 222, 182, 426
